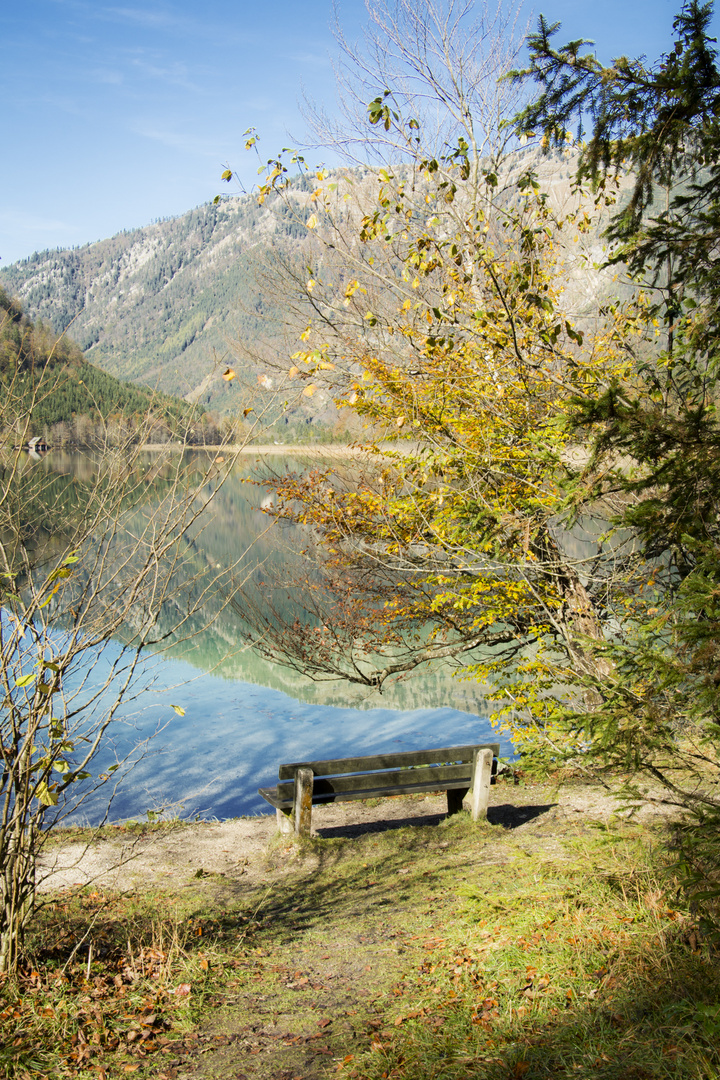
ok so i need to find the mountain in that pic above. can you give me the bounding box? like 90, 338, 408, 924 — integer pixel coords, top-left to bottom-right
0, 153, 623, 425
0, 188, 320, 414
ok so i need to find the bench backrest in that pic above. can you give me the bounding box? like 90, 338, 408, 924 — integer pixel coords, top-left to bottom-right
275, 743, 500, 803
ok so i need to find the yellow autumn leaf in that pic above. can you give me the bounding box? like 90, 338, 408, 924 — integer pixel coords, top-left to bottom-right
319, 361, 336, 370
402, 298, 412, 311
303, 384, 317, 397
307, 214, 318, 229
222, 367, 236, 381
288, 365, 300, 378
171, 705, 186, 716
35, 781, 58, 807
396, 415, 406, 427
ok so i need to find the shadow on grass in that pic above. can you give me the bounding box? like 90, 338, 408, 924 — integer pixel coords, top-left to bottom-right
313, 799, 558, 839
27, 810, 720, 1080
365, 948, 720, 1080
315, 811, 446, 838
488, 802, 557, 828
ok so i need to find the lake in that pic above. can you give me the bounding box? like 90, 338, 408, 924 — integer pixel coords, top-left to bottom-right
30, 450, 510, 824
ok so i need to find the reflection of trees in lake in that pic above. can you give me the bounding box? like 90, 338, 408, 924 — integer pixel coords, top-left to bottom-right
141, 455, 496, 715
10, 450, 495, 716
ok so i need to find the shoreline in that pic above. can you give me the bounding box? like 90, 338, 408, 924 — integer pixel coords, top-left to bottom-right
140, 442, 383, 456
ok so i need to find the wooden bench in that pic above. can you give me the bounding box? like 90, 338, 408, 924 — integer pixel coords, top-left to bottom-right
258, 742, 500, 837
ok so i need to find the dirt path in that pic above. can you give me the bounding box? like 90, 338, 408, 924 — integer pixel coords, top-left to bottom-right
38, 781, 670, 897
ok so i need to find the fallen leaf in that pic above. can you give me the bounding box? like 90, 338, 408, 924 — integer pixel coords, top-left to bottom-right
222, 368, 236, 381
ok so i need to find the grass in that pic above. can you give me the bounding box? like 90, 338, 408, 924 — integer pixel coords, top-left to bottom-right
337, 828, 720, 1080
2, 782, 720, 1080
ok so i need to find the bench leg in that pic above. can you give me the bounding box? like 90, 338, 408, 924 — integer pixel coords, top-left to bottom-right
276, 808, 293, 834
470, 749, 494, 822
294, 767, 314, 837
446, 788, 467, 815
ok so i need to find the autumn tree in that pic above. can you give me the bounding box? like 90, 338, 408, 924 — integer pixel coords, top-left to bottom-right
233, 0, 720, 860
222, 0, 663, 771
0, 301, 273, 973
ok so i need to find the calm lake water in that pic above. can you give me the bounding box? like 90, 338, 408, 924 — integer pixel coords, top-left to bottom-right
35, 451, 510, 824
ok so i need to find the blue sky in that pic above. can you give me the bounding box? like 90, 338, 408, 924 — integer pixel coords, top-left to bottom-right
2, 0, 716, 267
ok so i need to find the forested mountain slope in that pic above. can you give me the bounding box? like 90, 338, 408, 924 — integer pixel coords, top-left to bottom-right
0, 287, 194, 444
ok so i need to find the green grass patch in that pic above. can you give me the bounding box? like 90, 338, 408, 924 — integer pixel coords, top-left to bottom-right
338, 827, 720, 1080
2, 784, 719, 1080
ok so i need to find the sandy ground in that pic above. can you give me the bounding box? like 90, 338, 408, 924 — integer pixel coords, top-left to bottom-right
37, 781, 674, 896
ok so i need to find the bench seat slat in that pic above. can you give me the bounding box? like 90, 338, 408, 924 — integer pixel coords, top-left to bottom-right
275, 762, 473, 803
259, 776, 474, 811
277, 743, 499, 780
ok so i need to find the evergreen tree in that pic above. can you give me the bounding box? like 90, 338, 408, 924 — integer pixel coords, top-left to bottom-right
512, 1, 720, 352
513, 3, 720, 910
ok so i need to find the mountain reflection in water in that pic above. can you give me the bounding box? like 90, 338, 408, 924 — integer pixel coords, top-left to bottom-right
34, 451, 507, 823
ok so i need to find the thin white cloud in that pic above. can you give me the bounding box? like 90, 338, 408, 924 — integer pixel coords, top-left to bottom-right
129, 57, 203, 92
238, 95, 276, 114
132, 124, 219, 157
48, 0, 202, 37
104, 5, 189, 30
88, 67, 124, 85
286, 51, 332, 67
0, 209, 74, 233
38, 93, 93, 118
